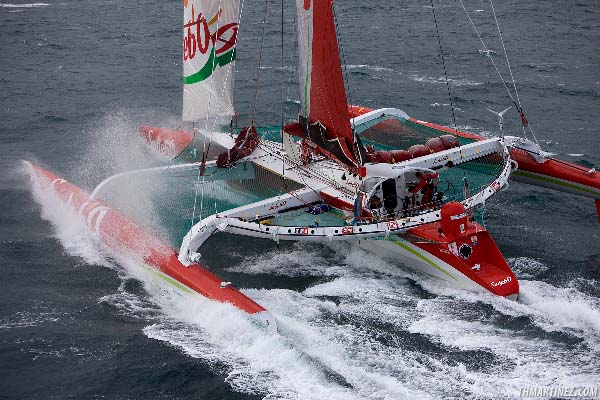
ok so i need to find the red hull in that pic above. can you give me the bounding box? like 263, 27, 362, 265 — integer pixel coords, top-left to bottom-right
139, 125, 194, 160
26, 162, 275, 330
409, 223, 519, 298
348, 105, 600, 203
320, 194, 518, 298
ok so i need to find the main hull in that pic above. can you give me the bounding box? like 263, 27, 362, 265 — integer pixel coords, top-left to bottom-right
358, 227, 519, 299
134, 123, 518, 299
25, 161, 276, 331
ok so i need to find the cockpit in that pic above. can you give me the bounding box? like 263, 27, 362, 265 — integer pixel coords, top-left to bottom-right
357, 167, 442, 221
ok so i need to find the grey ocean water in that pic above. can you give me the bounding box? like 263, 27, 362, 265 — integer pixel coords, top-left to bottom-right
1, 1, 599, 399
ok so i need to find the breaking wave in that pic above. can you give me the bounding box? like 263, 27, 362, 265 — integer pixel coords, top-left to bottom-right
409, 74, 483, 87
346, 64, 394, 72
0, 3, 49, 7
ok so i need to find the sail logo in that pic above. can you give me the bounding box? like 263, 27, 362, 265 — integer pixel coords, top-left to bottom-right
183, 4, 238, 84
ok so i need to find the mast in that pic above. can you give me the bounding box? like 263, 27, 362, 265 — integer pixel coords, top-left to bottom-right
294, 0, 365, 168
182, 0, 240, 126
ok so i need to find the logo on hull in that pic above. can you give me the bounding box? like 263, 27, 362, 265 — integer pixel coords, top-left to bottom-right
52, 179, 110, 237
147, 132, 177, 159
490, 276, 512, 287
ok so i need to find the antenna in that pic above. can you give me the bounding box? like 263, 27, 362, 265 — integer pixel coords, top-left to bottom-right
487, 106, 512, 136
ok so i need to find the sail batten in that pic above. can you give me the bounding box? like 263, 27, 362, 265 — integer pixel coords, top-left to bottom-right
183, 0, 239, 123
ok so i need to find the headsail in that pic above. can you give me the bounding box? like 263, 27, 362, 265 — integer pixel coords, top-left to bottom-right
182, 0, 239, 124
294, 0, 364, 168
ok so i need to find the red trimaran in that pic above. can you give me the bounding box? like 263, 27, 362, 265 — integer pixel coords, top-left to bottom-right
28, 0, 565, 332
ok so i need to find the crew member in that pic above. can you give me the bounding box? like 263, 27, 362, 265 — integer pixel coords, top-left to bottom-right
410, 171, 438, 207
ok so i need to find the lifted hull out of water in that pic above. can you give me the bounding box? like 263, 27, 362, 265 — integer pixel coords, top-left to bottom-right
25, 161, 276, 332
138, 125, 196, 161
349, 105, 600, 220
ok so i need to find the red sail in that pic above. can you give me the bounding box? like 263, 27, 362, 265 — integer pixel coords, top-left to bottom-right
296, 0, 359, 166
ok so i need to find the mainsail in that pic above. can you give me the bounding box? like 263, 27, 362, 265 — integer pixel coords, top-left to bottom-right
295, 0, 364, 167
182, 0, 239, 124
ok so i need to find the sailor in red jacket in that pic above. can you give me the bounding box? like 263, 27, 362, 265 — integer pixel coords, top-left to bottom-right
410, 171, 439, 207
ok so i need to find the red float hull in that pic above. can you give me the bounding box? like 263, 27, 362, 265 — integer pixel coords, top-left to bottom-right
408, 222, 519, 298
139, 125, 194, 160
26, 162, 275, 330
348, 105, 600, 208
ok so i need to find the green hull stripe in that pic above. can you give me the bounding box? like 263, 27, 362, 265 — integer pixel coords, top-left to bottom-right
183, 48, 236, 85
388, 238, 458, 281
144, 264, 194, 294
514, 170, 600, 196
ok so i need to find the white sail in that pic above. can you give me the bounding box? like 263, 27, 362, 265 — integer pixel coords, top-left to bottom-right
282, 130, 300, 162
182, 0, 239, 124
295, 0, 313, 117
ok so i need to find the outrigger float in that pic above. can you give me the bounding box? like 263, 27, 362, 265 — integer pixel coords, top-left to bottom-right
348, 105, 600, 221
38, 0, 600, 330
25, 161, 277, 330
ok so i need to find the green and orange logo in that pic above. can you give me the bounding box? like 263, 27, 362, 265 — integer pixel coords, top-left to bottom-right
183, 3, 238, 84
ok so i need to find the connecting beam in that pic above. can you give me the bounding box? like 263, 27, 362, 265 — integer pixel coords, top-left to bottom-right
178, 187, 322, 265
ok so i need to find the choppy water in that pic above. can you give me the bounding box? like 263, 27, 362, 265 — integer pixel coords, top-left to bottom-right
1, 1, 599, 399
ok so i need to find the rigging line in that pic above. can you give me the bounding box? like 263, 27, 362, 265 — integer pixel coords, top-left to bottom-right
211, 0, 244, 214
283, 10, 297, 130
288, 185, 312, 206
489, 0, 539, 145
536, 154, 596, 174
280, 0, 284, 134
279, 0, 286, 185
198, 0, 222, 188
296, 165, 336, 202
254, 141, 320, 196
430, 0, 457, 129
251, 0, 269, 126
256, 139, 351, 197
210, 0, 246, 134
187, 160, 202, 259
204, 0, 224, 144
212, 0, 246, 214
456, 0, 519, 109
205, 0, 246, 160
488, 0, 521, 110
280, 8, 298, 189
189, 0, 226, 249
285, 13, 298, 124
